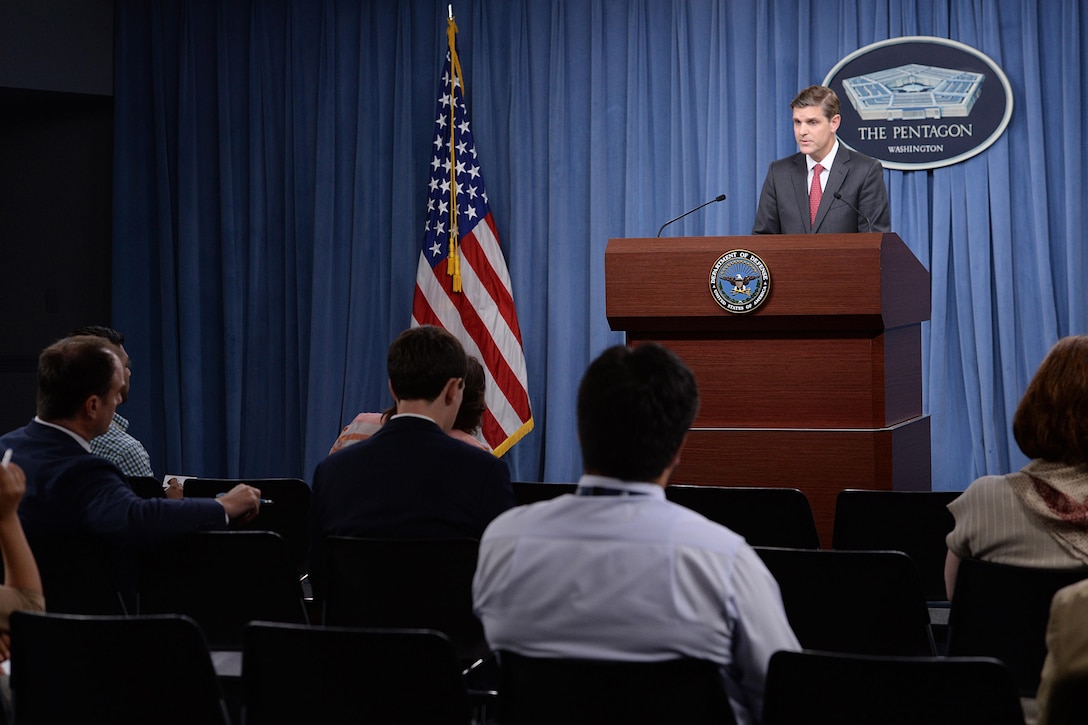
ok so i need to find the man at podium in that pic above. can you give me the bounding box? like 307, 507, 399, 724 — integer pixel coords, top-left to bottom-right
752, 85, 890, 235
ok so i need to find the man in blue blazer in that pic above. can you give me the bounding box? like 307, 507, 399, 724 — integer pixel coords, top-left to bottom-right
753, 85, 890, 235
0, 336, 261, 541
307, 325, 513, 597
0, 336, 263, 606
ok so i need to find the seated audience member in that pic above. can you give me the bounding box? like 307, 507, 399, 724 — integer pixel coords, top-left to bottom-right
330, 356, 491, 454
472, 343, 799, 725
67, 325, 156, 478
0, 336, 262, 548
308, 326, 513, 597
1037, 578, 1088, 725
0, 458, 46, 720
946, 336, 1088, 599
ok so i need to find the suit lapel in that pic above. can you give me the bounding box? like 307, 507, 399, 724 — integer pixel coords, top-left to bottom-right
812, 147, 850, 233
790, 155, 811, 232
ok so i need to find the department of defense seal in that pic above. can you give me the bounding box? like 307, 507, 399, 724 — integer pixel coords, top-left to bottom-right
709, 249, 771, 314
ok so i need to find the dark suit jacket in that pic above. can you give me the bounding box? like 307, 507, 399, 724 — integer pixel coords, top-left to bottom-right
0, 419, 229, 608
307, 415, 514, 596
0, 420, 227, 541
752, 145, 890, 235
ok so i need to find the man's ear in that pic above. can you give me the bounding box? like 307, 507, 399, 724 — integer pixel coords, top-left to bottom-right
443, 377, 463, 405
83, 394, 101, 421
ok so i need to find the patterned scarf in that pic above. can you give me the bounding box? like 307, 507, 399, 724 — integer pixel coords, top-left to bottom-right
1008, 459, 1088, 565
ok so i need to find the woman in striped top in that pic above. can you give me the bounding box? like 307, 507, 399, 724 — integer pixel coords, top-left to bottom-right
945, 336, 1088, 599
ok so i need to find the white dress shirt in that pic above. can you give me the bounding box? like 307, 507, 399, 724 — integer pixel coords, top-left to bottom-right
807, 139, 840, 192
473, 474, 800, 725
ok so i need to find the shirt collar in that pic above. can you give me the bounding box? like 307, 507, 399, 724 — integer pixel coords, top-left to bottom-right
112, 411, 130, 430
389, 412, 439, 426
576, 474, 665, 499
33, 417, 92, 451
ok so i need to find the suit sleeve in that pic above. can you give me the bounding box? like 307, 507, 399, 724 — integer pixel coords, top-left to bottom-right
468, 454, 514, 538
481, 456, 515, 523
857, 157, 891, 232
66, 459, 227, 543
751, 167, 782, 234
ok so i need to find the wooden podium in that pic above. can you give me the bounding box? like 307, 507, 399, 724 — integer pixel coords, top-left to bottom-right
604, 233, 931, 547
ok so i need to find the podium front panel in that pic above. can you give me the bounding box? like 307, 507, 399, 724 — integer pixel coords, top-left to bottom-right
631, 326, 921, 429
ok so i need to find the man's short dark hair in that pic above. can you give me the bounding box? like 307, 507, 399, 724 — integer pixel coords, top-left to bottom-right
37, 336, 119, 421
791, 85, 841, 121
387, 326, 468, 402
69, 325, 126, 346
577, 343, 700, 482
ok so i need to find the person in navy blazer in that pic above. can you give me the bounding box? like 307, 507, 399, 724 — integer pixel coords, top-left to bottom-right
0, 336, 263, 607
307, 325, 513, 598
0, 336, 262, 542
753, 85, 890, 235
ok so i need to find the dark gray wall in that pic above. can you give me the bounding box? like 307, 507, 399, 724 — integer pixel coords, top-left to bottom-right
0, 0, 113, 96
0, 0, 114, 434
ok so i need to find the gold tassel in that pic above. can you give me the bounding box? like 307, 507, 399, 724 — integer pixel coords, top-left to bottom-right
446, 15, 463, 294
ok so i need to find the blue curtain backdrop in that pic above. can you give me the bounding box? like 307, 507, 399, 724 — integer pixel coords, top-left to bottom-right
112, 0, 1087, 490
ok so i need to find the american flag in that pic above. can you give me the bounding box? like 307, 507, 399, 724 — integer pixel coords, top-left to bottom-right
412, 17, 533, 456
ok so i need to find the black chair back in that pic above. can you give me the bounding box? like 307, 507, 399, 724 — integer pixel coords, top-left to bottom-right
666, 485, 820, 549
127, 475, 166, 498
26, 532, 129, 614
182, 477, 311, 573
755, 547, 936, 656
10, 611, 230, 725
762, 649, 1024, 725
497, 651, 737, 725
242, 622, 472, 724
512, 481, 577, 505
946, 557, 1088, 695
832, 489, 960, 601
137, 530, 308, 649
323, 536, 487, 662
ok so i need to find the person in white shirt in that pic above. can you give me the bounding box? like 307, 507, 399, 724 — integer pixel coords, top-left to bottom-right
473, 342, 800, 725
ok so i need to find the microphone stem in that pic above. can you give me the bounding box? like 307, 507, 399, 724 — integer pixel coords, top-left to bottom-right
656, 195, 726, 237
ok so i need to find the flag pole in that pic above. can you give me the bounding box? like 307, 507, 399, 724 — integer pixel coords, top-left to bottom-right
412, 11, 535, 453
446, 10, 462, 291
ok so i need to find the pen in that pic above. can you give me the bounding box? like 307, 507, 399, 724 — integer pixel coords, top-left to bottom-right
1, 449, 11, 468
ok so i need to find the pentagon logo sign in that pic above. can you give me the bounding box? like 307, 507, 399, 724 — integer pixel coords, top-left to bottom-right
825, 36, 1013, 170
709, 250, 770, 314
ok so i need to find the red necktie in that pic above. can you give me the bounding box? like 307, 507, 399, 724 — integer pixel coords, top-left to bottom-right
809, 163, 824, 227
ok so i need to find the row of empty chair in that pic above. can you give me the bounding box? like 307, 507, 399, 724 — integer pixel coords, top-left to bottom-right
23, 530, 308, 649
128, 476, 312, 574
24, 477, 1088, 721
8, 611, 1030, 725
128, 479, 1087, 698
10, 613, 473, 725
512, 482, 1088, 697
516, 481, 955, 596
